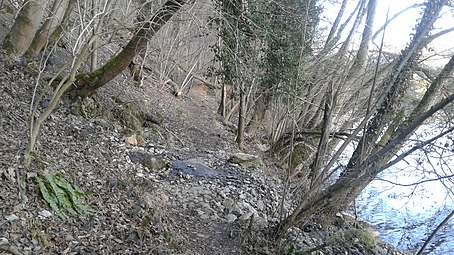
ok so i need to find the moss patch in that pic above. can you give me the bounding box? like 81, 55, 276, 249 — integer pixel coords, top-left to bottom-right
344, 228, 377, 249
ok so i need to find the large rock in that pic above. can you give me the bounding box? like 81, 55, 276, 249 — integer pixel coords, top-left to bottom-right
172, 160, 219, 177
128, 151, 167, 170
229, 153, 262, 167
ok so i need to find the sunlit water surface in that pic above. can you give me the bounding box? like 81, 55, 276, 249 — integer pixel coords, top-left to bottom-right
355, 126, 453, 254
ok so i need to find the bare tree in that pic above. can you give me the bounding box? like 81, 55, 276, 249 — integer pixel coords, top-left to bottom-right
276, 0, 452, 237
3, 0, 47, 56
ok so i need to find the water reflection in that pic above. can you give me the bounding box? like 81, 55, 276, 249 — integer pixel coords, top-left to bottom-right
356, 170, 453, 254
354, 125, 453, 254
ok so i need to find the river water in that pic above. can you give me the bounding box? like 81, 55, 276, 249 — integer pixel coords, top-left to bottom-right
355, 126, 454, 254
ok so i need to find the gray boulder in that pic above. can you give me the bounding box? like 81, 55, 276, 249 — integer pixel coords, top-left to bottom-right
229, 153, 262, 167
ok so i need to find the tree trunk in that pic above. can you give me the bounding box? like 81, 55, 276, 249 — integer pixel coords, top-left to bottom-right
323, 0, 348, 51
344, 0, 446, 177
47, 0, 76, 46
3, 0, 47, 57
236, 88, 246, 149
90, 0, 98, 72
277, 0, 449, 237
69, 0, 187, 98
26, 0, 70, 57
309, 82, 335, 188
246, 92, 269, 136
218, 83, 227, 117
346, 0, 376, 81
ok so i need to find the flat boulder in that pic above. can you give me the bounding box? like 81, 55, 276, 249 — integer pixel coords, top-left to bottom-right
172, 160, 219, 177
229, 153, 262, 168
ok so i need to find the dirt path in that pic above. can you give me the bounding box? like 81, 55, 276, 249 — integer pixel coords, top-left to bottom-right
0, 53, 283, 254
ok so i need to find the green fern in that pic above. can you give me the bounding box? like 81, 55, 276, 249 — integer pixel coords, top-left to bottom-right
37, 171, 95, 219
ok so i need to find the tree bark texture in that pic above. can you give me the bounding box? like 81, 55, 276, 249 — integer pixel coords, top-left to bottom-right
346, 0, 376, 81
236, 88, 246, 149
26, 0, 70, 57
246, 92, 270, 136
70, 0, 187, 98
3, 0, 47, 56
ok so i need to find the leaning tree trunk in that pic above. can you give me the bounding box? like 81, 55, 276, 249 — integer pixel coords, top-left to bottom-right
322, 0, 348, 51
3, 0, 47, 56
69, 0, 187, 98
26, 0, 71, 57
345, 0, 376, 81
47, 0, 76, 46
277, 0, 448, 238
246, 92, 270, 136
236, 87, 246, 149
344, 0, 445, 176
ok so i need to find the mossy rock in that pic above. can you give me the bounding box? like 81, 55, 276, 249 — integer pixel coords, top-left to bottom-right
70, 97, 102, 118
128, 151, 167, 170
344, 228, 377, 249
111, 99, 164, 131
112, 103, 144, 130
290, 143, 310, 170
229, 153, 262, 168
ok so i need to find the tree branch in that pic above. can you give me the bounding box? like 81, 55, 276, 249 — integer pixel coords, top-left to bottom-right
417, 209, 454, 255
372, 3, 425, 40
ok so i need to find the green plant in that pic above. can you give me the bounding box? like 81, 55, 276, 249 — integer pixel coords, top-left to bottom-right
37, 171, 95, 219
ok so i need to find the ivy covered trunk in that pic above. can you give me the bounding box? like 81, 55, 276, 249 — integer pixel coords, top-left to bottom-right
69, 0, 187, 98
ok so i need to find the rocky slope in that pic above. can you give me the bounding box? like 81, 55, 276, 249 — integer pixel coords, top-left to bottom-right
0, 49, 411, 255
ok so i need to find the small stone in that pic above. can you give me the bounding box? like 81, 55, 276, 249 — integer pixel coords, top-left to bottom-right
145, 158, 167, 171
257, 200, 265, 211
5, 214, 19, 221
241, 202, 257, 214
0, 237, 8, 245
196, 233, 207, 238
239, 212, 253, 220
222, 198, 235, 208
225, 214, 237, 223
65, 234, 74, 241
200, 202, 211, 209
38, 210, 52, 218
26, 172, 38, 179
160, 194, 169, 203
254, 216, 268, 228
210, 213, 220, 221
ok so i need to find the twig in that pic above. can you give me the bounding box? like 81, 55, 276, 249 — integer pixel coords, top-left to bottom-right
416, 209, 454, 255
